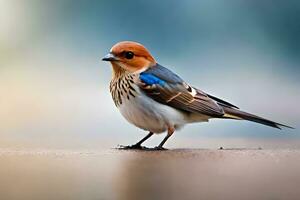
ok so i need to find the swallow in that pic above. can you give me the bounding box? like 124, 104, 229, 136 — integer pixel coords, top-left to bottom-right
102, 41, 293, 150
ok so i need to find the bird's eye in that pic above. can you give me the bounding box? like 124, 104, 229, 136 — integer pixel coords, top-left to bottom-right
124, 51, 134, 59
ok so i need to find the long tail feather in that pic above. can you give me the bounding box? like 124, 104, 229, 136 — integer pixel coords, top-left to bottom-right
222, 107, 294, 129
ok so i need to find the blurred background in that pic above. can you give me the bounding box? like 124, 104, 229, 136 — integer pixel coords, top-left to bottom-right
1, 0, 299, 149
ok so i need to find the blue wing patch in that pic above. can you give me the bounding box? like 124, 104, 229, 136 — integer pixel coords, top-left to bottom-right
140, 72, 166, 86
143, 63, 184, 84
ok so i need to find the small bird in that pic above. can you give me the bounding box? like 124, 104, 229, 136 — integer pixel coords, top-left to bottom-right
102, 41, 293, 150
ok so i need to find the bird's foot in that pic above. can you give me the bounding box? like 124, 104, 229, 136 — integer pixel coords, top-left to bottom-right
116, 145, 168, 151
117, 144, 149, 150
152, 146, 168, 151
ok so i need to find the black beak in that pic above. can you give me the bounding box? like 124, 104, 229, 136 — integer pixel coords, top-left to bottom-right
102, 53, 118, 61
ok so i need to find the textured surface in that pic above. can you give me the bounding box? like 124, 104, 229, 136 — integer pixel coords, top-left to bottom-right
0, 148, 300, 200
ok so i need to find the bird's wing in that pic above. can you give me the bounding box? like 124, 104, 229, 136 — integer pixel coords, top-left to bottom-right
205, 93, 239, 109
138, 64, 225, 117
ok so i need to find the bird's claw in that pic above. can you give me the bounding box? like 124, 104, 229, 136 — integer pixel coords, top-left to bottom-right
117, 144, 148, 150
152, 146, 168, 151
116, 145, 168, 151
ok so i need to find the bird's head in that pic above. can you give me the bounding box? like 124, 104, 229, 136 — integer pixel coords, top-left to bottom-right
102, 41, 156, 74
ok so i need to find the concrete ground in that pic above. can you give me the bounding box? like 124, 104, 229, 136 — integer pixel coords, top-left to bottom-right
0, 148, 299, 200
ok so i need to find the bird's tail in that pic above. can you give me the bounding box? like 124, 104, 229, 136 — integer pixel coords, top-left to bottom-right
222, 107, 294, 129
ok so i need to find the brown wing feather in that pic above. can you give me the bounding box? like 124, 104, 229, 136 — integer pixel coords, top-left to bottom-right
140, 82, 225, 117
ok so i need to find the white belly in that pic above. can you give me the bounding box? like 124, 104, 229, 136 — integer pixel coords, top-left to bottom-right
118, 93, 187, 133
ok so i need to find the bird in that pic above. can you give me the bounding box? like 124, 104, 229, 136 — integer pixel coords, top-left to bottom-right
102, 41, 293, 150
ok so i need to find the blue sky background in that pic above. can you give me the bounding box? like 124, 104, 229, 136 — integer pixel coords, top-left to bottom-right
1, 0, 299, 148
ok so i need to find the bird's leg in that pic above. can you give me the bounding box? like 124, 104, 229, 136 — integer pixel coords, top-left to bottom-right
118, 132, 153, 150
154, 127, 175, 150
134, 131, 154, 147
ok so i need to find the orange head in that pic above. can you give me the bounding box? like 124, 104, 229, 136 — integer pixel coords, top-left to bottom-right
102, 41, 156, 74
